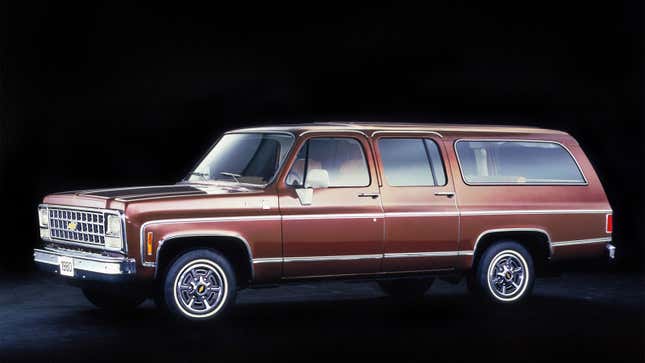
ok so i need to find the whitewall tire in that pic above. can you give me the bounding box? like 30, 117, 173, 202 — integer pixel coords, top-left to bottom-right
472, 241, 535, 304
162, 249, 237, 321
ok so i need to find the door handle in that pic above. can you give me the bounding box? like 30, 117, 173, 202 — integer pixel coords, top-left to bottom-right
434, 191, 455, 198
358, 192, 380, 199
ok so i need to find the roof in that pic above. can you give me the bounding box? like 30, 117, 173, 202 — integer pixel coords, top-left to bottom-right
230, 122, 569, 138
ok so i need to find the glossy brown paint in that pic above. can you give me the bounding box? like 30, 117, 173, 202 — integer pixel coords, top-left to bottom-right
371, 132, 460, 272
440, 133, 611, 269
40, 123, 612, 285
277, 131, 385, 277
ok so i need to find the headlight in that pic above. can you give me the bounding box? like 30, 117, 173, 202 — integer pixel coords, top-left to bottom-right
105, 214, 124, 250
38, 207, 49, 228
105, 214, 122, 237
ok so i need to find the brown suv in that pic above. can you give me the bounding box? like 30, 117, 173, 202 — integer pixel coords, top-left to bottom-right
34, 122, 614, 320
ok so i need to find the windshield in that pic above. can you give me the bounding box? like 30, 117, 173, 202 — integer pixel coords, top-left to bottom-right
185, 133, 295, 186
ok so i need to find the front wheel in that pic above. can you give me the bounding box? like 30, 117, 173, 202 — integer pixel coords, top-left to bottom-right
161, 249, 237, 321
471, 241, 535, 304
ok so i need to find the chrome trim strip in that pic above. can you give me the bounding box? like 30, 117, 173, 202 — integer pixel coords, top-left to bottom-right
371, 130, 444, 138
34, 248, 136, 275
384, 251, 459, 258
282, 213, 383, 221
225, 130, 297, 137
252, 257, 283, 264
472, 228, 552, 257
154, 232, 256, 278
299, 129, 369, 137
460, 209, 611, 216
283, 254, 382, 262
139, 215, 280, 268
453, 138, 589, 186
283, 210, 608, 219
551, 237, 612, 247
385, 211, 459, 218
254, 251, 469, 263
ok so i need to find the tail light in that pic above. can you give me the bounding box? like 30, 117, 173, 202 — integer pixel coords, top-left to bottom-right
606, 214, 613, 234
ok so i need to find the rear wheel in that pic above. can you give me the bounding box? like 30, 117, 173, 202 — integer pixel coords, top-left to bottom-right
82, 287, 146, 311
161, 249, 237, 321
471, 241, 535, 304
378, 278, 433, 300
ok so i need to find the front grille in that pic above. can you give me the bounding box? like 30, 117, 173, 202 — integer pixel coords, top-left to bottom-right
48, 207, 106, 247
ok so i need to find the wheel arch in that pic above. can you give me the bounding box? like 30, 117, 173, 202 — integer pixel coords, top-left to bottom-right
155, 233, 254, 287
471, 228, 551, 272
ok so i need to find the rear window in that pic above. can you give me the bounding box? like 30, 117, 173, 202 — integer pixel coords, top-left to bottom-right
455, 140, 586, 185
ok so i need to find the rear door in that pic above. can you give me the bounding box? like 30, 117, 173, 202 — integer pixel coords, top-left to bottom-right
372, 132, 460, 271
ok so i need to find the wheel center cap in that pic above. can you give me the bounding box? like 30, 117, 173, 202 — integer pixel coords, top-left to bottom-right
195, 284, 206, 295
505, 272, 512, 280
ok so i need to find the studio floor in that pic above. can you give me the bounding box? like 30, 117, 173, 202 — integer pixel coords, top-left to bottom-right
0, 271, 643, 362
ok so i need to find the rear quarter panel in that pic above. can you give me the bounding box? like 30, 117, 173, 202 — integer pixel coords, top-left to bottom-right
443, 132, 612, 269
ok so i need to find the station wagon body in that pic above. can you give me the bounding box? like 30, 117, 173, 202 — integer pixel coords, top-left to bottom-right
34, 122, 614, 320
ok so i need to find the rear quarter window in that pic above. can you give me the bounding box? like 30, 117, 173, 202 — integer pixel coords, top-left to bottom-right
455, 140, 586, 185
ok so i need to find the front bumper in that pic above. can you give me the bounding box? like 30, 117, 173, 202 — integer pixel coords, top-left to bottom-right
34, 247, 136, 283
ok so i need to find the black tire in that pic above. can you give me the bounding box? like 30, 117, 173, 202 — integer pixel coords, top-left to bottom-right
82, 287, 146, 311
378, 278, 433, 300
471, 241, 535, 304
161, 249, 237, 321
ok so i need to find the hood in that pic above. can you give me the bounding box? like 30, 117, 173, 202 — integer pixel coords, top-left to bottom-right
43, 183, 260, 209
72, 185, 208, 201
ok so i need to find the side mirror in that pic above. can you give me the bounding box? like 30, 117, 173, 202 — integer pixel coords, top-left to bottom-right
296, 169, 329, 205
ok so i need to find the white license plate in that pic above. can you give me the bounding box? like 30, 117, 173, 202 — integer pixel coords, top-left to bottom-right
59, 256, 74, 277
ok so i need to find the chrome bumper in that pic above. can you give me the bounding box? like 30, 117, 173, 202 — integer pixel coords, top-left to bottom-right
34, 248, 136, 281
606, 243, 616, 260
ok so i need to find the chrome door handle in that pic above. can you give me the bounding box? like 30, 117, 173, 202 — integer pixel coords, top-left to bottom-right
358, 192, 380, 199
434, 192, 455, 198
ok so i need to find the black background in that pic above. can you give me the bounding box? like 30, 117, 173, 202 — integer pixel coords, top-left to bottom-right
0, 2, 643, 274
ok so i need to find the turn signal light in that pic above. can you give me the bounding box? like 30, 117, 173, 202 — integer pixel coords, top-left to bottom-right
146, 232, 154, 256
606, 214, 613, 234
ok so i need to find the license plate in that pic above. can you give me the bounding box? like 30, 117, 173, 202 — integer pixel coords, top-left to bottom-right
59, 256, 74, 277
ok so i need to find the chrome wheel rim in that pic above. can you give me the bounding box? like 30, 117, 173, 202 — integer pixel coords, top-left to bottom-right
486, 250, 529, 301
173, 259, 227, 318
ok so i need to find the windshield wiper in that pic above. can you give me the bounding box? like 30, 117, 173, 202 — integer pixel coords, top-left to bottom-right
189, 171, 209, 181
219, 172, 242, 183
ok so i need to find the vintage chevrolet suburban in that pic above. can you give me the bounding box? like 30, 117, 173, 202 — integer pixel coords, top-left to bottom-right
34, 122, 614, 320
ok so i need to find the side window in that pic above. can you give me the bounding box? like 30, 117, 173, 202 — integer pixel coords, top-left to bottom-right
286, 137, 370, 187
377, 138, 447, 187
455, 140, 586, 184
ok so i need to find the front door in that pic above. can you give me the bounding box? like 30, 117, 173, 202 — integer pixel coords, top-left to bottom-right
278, 133, 384, 278
372, 133, 460, 271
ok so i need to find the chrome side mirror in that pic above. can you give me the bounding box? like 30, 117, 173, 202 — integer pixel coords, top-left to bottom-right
296, 169, 329, 205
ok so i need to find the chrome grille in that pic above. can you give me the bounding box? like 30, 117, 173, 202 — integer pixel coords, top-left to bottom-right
48, 207, 106, 246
